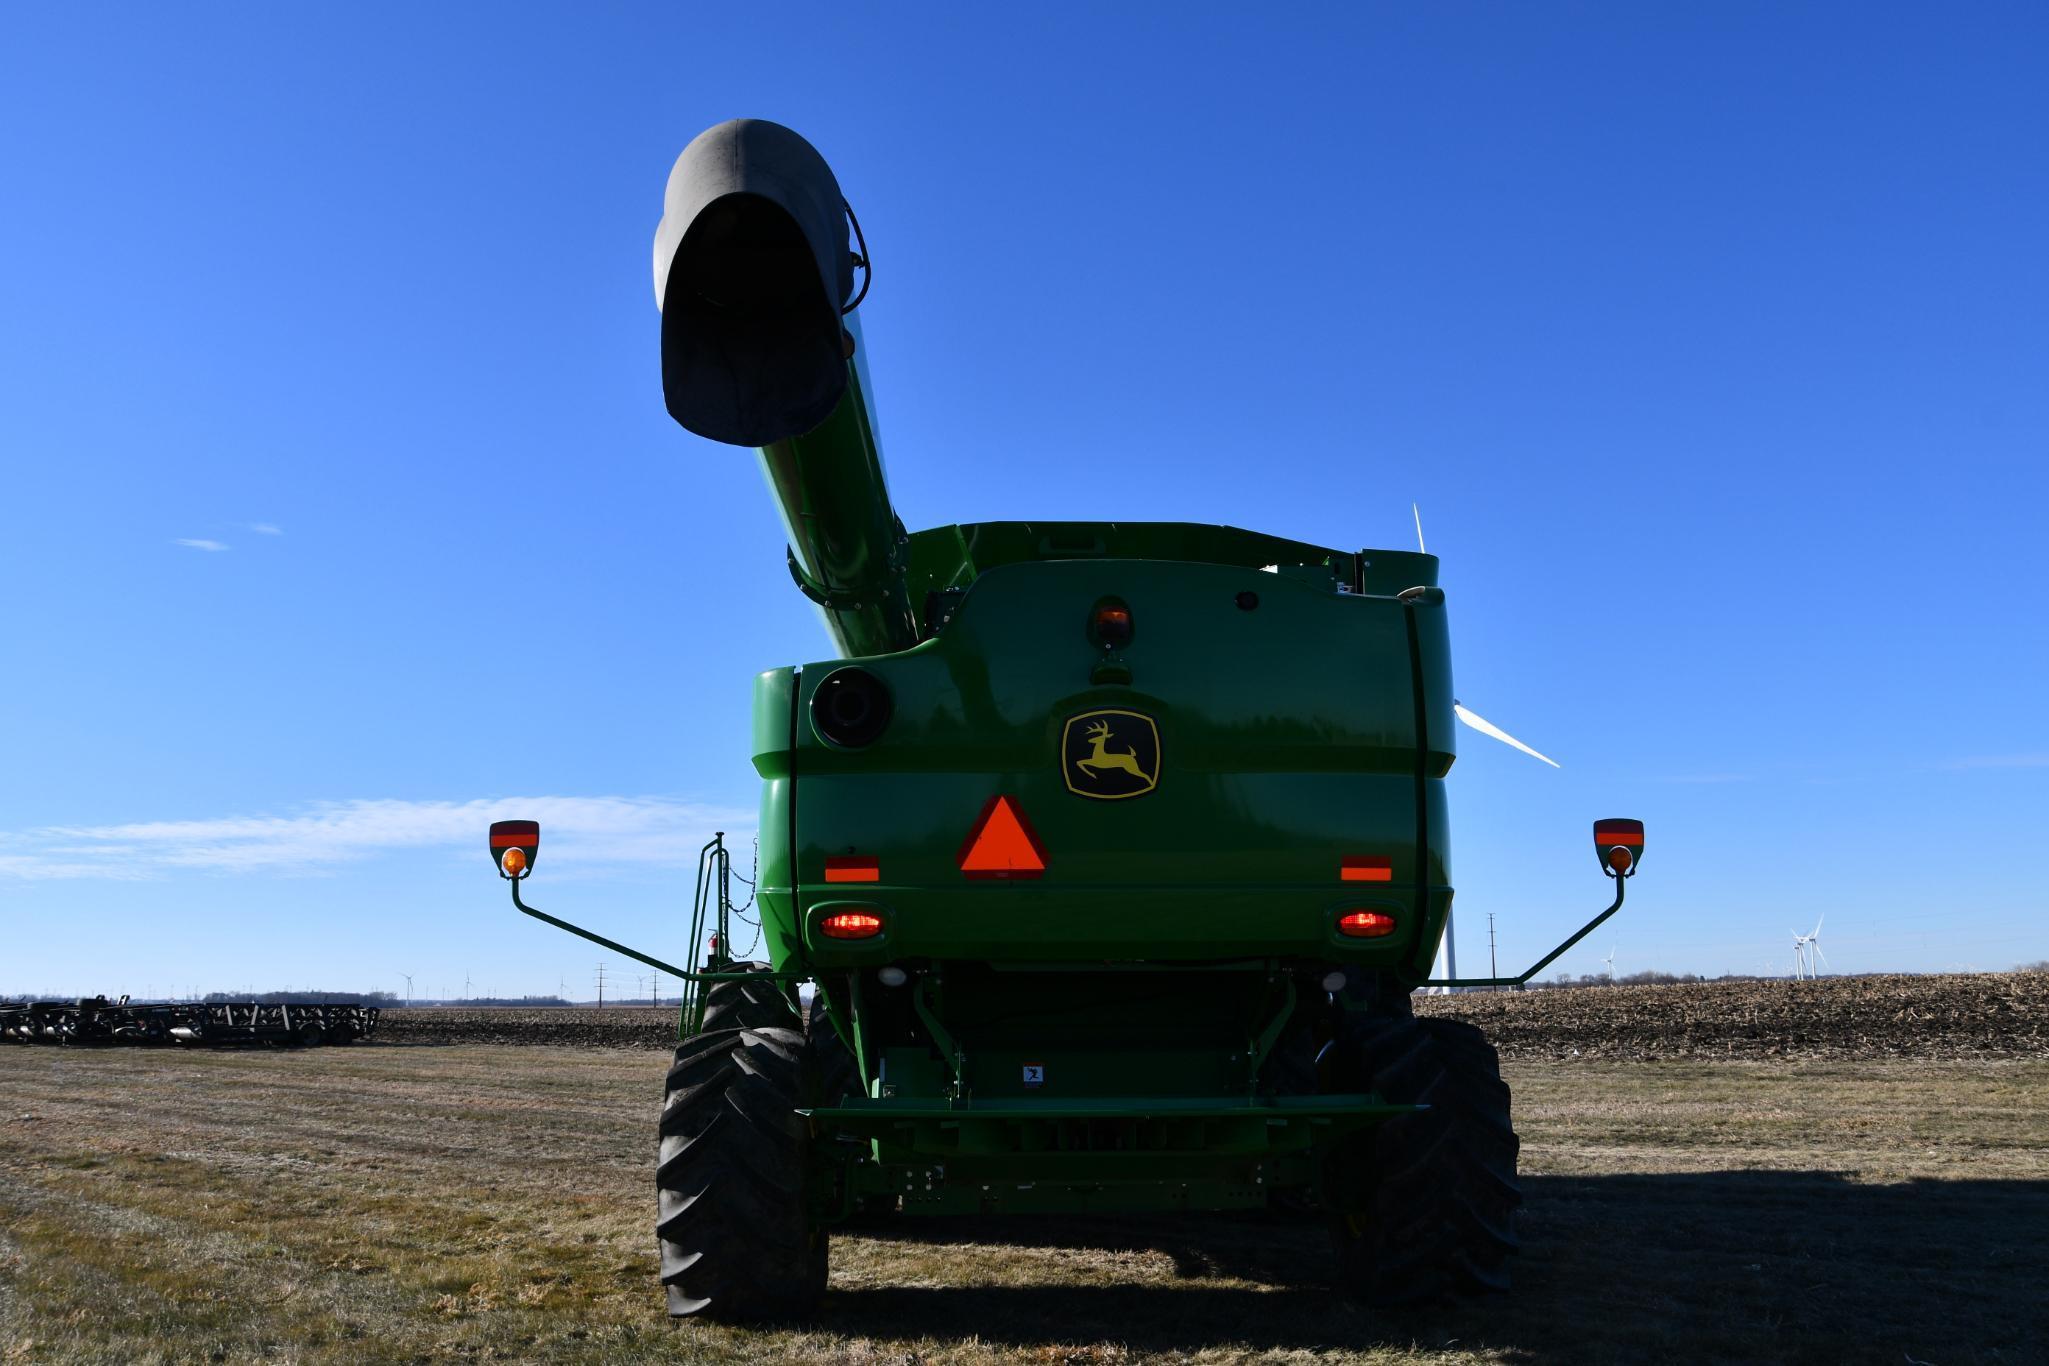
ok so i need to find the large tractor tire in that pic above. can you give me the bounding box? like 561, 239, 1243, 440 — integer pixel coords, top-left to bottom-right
1321, 1012, 1521, 1307
656, 967, 824, 1319
696, 961, 794, 1033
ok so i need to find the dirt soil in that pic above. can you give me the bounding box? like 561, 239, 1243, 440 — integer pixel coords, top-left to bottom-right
1416, 971, 2049, 1059
3, 1045, 2045, 1364
374, 1006, 676, 1049
370, 973, 2049, 1060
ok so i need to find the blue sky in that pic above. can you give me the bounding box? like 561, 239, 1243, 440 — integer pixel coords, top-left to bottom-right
4, 4, 2045, 998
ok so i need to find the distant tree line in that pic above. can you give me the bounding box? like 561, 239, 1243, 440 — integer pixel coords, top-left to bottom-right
438, 995, 573, 1008
199, 990, 402, 1006
1529, 970, 1731, 990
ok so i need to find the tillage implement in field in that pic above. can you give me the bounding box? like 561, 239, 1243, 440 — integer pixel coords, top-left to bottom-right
486, 119, 1647, 1318
0, 997, 379, 1047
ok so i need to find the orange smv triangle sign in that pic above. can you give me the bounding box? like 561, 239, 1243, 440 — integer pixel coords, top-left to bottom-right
958, 795, 1048, 879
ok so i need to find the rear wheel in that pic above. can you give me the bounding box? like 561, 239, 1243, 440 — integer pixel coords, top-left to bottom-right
696, 962, 794, 1032
655, 1023, 825, 1319
1321, 1012, 1520, 1306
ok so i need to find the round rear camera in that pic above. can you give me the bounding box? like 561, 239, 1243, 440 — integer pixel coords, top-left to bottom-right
811, 667, 893, 748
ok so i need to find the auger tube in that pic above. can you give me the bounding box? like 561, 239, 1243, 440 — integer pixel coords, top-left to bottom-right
653, 118, 916, 657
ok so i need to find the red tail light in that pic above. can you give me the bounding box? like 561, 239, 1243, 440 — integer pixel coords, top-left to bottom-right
1337, 910, 1398, 938
820, 911, 884, 940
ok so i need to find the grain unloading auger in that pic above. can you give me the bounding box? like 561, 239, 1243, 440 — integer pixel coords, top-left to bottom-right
488, 118, 1646, 1319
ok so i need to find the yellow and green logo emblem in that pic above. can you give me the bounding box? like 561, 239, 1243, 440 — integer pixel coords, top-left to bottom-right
1061, 709, 1160, 800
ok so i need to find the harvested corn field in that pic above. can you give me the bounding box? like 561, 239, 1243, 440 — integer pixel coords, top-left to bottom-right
374, 1006, 675, 1050
367, 973, 2049, 1060
1417, 971, 2049, 1059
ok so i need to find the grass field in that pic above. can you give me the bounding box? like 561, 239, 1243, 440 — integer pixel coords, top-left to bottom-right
4, 1044, 2045, 1364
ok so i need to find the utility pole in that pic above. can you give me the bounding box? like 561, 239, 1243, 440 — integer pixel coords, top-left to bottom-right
652, 967, 661, 1007
595, 963, 607, 1009
1487, 913, 1499, 992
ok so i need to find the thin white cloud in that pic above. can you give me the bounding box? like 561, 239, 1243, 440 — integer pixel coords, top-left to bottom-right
248, 523, 283, 536
0, 796, 752, 880
1944, 754, 2049, 771
174, 538, 230, 552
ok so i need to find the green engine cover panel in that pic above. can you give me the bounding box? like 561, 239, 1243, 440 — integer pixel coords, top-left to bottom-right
752, 543, 1456, 979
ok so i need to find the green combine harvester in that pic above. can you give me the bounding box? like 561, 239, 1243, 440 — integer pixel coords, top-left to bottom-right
488, 118, 1645, 1319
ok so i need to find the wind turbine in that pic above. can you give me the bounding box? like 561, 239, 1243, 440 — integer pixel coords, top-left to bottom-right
1410, 501, 1565, 990
1790, 915, 1826, 979
398, 972, 413, 1006
1426, 699, 1563, 989
1602, 946, 1617, 981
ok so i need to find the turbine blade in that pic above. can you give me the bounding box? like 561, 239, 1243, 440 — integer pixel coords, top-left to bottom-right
1453, 703, 1561, 768
1413, 502, 1427, 554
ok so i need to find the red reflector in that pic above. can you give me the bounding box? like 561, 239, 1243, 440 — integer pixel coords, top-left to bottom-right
819, 911, 884, 940
958, 795, 1048, 879
1341, 856, 1393, 883
824, 856, 879, 883
1337, 910, 1398, 938
1593, 821, 1644, 846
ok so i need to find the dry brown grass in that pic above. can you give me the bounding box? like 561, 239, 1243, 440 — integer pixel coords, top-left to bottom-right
3, 1047, 2045, 1364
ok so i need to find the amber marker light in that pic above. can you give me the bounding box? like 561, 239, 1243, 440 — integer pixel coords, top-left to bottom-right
1593, 818, 1646, 877
1087, 599, 1134, 649
824, 856, 880, 883
488, 819, 539, 878
1337, 910, 1398, 938
820, 911, 884, 940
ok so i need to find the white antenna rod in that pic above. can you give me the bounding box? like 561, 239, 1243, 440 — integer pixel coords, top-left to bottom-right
1413, 502, 1426, 554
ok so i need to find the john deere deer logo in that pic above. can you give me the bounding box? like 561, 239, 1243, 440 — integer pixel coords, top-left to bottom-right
1061, 709, 1160, 800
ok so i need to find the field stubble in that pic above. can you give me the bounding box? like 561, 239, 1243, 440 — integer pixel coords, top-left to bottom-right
2, 977, 2046, 1364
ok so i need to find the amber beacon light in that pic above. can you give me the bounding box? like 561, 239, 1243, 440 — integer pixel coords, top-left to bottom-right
490, 820, 539, 879
1593, 818, 1645, 877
